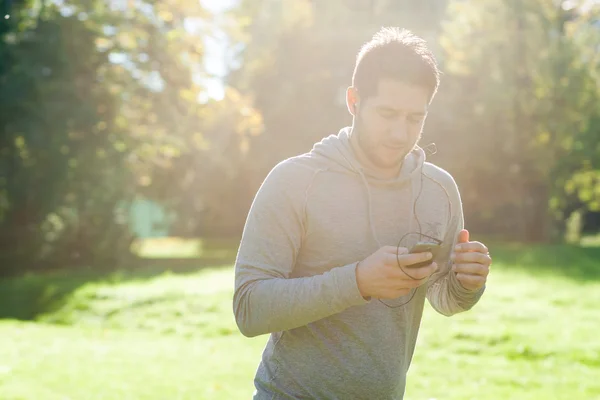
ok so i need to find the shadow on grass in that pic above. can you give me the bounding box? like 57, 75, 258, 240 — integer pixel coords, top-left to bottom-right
2, 239, 598, 322
487, 241, 600, 282
0, 242, 238, 321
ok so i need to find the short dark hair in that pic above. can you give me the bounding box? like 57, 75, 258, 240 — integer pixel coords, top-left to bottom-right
352, 27, 440, 103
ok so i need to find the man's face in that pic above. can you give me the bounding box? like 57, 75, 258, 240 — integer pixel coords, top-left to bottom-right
353, 79, 429, 169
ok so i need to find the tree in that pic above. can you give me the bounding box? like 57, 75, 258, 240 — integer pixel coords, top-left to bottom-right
0, 0, 262, 274
226, 0, 450, 221
0, 4, 133, 272
436, 0, 600, 242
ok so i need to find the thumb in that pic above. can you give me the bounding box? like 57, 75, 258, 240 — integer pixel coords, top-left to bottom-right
457, 229, 469, 244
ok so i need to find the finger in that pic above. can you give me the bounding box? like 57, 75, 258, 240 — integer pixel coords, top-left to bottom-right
453, 251, 492, 265
456, 273, 486, 288
455, 241, 488, 254
398, 262, 437, 281
383, 246, 408, 255
452, 263, 490, 276
384, 252, 424, 267
385, 253, 402, 266
396, 252, 433, 268
457, 229, 469, 244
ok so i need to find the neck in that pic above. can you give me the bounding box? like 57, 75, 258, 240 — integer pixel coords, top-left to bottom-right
349, 127, 404, 180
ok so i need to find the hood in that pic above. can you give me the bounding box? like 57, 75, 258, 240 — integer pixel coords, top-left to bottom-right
309, 126, 427, 247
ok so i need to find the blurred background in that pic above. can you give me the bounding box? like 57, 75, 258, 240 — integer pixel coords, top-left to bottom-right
0, 0, 599, 399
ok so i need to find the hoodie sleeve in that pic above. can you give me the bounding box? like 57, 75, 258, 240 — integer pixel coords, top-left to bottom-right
426, 169, 485, 317
233, 159, 369, 338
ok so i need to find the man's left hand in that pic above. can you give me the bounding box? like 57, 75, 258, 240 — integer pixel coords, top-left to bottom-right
451, 229, 491, 291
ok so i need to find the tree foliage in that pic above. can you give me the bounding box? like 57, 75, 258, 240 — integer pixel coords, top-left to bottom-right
1, 0, 599, 275
226, 0, 599, 243
437, 0, 600, 241
0, 0, 261, 274
227, 0, 449, 178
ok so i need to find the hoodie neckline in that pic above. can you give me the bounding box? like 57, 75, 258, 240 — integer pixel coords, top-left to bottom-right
311, 126, 426, 187
310, 127, 426, 247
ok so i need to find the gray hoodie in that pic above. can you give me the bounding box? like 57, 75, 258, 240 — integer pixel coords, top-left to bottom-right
233, 127, 485, 400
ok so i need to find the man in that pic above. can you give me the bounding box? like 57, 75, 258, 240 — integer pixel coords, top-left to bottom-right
233, 27, 492, 400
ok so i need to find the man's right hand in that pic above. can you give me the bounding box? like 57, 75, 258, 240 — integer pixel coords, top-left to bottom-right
355, 246, 437, 299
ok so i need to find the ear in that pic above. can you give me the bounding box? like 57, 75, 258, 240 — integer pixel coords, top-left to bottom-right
346, 86, 360, 117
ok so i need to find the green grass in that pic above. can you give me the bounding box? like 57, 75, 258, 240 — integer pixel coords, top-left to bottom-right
0, 321, 266, 400
131, 236, 239, 259
0, 237, 238, 321
0, 240, 599, 399
0, 264, 267, 400
407, 268, 600, 399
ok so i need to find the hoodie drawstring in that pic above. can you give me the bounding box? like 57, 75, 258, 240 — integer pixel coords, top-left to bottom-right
357, 169, 382, 248
359, 166, 423, 249
408, 167, 423, 238
311, 127, 427, 249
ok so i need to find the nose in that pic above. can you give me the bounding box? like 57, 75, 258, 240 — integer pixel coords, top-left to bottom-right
390, 119, 408, 142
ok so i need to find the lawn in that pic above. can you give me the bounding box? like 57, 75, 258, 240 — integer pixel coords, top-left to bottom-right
0, 239, 599, 399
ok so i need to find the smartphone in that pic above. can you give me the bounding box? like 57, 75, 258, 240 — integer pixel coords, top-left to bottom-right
407, 242, 441, 268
